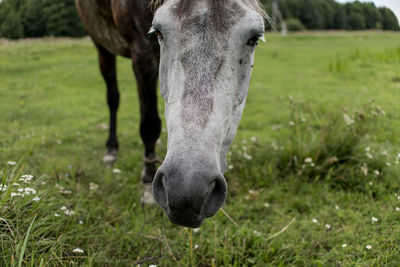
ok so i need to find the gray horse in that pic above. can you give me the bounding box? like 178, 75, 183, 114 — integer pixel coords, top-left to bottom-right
75, 0, 265, 227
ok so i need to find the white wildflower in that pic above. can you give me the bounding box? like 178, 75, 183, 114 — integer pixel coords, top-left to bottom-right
193, 228, 201, 233
54, 213, 60, 217
79, 220, 83, 224
251, 136, 257, 142
55, 184, 64, 190
243, 153, 252, 160
60, 206, 68, 211
13, 183, 20, 186
64, 210, 75, 216
304, 157, 313, 163
24, 188, 37, 195
11, 192, 21, 197
325, 224, 331, 230
373, 170, 380, 176
369, 181, 373, 186
253, 230, 261, 236
72, 248, 84, 254
0, 185, 7, 192
149, 265, 157, 267
312, 218, 318, 224
264, 203, 270, 208
342, 244, 347, 248
328, 156, 338, 164
194, 244, 199, 250
89, 183, 99, 191
395, 207, 400, 212
18, 188, 24, 192
21, 174, 33, 179
365, 147, 370, 152
366, 245, 372, 250
228, 165, 234, 170
62, 190, 72, 195
386, 162, 391, 167
381, 150, 388, 156
361, 164, 368, 176
7, 161, 17, 165
112, 168, 121, 174
289, 121, 295, 126
335, 205, 340, 210
366, 153, 373, 159
32, 196, 40, 202
343, 114, 355, 125
371, 216, 378, 223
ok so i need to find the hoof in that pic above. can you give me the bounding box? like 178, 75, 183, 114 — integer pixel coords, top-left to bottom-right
141, 183, 156, 205
102, 149, 117, 164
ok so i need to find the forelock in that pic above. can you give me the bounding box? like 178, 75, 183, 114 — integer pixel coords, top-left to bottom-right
149, 0, 267, 19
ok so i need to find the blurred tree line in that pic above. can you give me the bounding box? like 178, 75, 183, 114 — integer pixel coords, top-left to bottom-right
261, 0, 400, 31
0, 0, 399, 39
0, 0, 85, 39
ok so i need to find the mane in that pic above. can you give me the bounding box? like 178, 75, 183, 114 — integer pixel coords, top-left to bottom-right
149, 0, 267, 19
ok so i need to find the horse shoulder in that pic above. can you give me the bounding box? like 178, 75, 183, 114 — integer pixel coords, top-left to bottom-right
75, 0, 133, 57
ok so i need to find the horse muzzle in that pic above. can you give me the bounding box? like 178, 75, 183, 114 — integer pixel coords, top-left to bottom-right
153, 165, 227, 228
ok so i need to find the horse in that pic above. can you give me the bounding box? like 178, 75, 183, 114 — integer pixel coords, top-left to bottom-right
75, 0, 265, 228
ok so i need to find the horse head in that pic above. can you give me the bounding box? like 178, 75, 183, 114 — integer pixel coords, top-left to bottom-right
150, 0, 265, 227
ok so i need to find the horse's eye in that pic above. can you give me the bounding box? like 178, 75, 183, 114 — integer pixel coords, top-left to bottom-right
247, 34, 265, 47
147, 28, 163, 40
247, 35, 260, 47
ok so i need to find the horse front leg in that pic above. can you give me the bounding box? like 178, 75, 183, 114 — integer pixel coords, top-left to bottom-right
96, 43, 120, 164
132, 53, 161, 204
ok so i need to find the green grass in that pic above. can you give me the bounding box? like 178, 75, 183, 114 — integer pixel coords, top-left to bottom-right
1, 31, 400, 266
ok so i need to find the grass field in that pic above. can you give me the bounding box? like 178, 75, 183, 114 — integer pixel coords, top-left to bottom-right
1, 31, 400, 266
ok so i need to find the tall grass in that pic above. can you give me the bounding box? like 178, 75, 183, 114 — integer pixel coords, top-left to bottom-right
228, 99, 395, 194
329, 46, 400, 73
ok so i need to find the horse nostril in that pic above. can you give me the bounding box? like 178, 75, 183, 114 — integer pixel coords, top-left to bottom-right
153, 171, 168, 211
201, 176, 227, 217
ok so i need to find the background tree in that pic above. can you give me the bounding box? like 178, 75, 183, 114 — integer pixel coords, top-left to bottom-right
0, 0, 399, 38
44, 0, 85, 37
379, 7, 400, 31
332, 2, 346, 29
362, 3, 382, 29
21, 0, 49, 37
0, 9, 24, 39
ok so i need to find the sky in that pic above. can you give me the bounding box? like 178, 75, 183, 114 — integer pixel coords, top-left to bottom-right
336, 0, 400, 22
